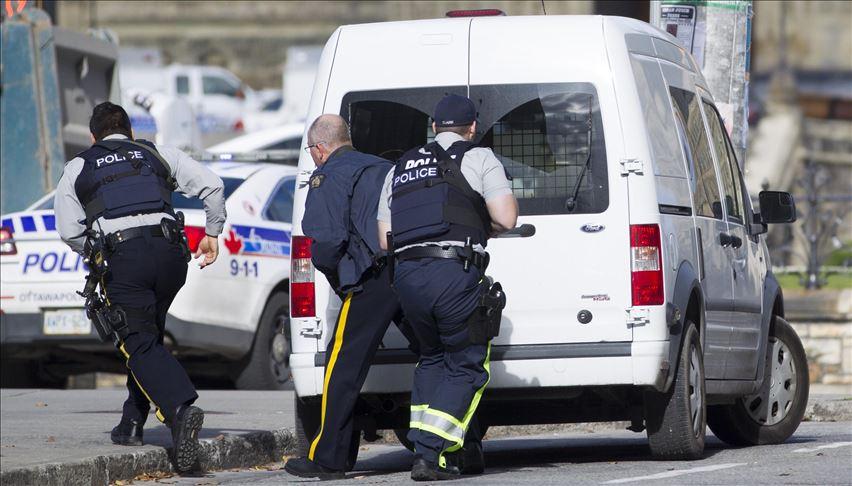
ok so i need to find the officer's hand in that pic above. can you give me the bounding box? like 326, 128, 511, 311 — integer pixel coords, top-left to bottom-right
195, 235, 219, 268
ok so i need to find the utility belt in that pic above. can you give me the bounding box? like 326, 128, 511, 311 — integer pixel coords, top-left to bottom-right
102, 214, 191, 262
394, 244, 490, 272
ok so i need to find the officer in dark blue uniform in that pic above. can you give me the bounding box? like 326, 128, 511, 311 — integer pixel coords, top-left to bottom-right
378, 95, 518, 481
285, 114, 404, 480
55, 102, 226, 473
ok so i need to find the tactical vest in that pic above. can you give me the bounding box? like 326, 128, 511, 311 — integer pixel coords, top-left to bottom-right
74, 139, 176, 227
390, 141, 492, 248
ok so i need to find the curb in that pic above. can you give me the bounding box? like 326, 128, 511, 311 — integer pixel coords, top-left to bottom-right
805, 397, 852, 423
0, 428, 295, 486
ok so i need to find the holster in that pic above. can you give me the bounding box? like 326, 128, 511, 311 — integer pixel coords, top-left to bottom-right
466, 276, 506, 345
161, 212, 191, 262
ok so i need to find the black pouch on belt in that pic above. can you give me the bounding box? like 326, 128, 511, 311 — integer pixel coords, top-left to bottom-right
466, 276, 507, 345
161, 214, 191, 262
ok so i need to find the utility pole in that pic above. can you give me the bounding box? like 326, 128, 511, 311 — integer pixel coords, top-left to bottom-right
650, 1, 753, 168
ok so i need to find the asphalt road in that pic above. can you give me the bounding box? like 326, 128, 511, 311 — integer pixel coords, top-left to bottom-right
133, 421, 852, 485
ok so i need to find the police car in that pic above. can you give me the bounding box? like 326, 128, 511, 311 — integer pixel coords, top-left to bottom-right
1, 157, 301, 390
290, 12, 808, 460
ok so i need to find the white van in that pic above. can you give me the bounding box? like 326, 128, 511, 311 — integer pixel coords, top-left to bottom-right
289, 13, 807, 460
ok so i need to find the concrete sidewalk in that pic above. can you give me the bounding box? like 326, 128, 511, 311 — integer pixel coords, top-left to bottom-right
1, 386, 850, 486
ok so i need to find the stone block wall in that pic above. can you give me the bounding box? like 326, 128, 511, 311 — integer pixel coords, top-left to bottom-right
787, 289, 852, 386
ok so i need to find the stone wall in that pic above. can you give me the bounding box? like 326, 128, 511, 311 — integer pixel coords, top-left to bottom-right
787, 289, 852, 386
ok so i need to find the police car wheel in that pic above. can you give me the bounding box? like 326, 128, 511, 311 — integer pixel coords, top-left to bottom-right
235, 292, 291, 390
644, 320, 706, 460
707, 316, 809, 446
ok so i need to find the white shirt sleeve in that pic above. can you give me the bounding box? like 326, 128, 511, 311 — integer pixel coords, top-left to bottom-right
376, 168, 394, 225
54, 158, 87, 254
159, 146, 227, 236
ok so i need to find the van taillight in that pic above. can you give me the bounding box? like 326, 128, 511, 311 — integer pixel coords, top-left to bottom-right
291, 236, 315, 318
184, 226, 206, 253
0, 227, 16, 255
630, 224, 663, 306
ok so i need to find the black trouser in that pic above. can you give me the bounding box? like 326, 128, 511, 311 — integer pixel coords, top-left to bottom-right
102, 230, 197, 426
308, 265, 403, 471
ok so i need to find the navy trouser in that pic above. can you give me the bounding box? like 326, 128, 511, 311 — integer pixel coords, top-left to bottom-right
393, 258, 490, 466
102, 231, 197, 426
309, 265, 403, 470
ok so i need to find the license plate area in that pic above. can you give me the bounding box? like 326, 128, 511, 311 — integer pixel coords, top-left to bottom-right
43, 309, 92, 335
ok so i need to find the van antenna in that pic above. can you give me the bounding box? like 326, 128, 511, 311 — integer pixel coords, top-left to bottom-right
540, 0, 547, 15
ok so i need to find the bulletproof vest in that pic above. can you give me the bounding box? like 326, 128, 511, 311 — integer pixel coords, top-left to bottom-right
74, 139, 176, 227
390, 141, 492, 248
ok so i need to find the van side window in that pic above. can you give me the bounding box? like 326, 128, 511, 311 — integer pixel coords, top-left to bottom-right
203, 75, 239, 97
176, 75, 190, 95
669, 87, 723, 219
702, 100, 744, 223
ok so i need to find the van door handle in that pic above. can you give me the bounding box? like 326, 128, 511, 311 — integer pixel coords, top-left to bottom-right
719, 232, 732, 247
730, 235, 743, 249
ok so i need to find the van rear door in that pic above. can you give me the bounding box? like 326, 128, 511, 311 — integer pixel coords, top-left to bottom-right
469, 17, 633, 345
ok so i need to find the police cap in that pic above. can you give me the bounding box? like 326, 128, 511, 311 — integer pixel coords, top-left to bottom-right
433, 94, 477, 127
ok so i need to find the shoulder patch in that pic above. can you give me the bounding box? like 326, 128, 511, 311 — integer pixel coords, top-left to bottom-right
309, 174, 325, 189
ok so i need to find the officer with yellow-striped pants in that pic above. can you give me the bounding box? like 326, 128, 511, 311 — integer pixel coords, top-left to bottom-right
284, 115, 404, 480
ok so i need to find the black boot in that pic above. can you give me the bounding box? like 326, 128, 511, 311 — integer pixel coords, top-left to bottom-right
170, 405, 204, 473
411, 457, 460, 481
284, 457, 345, 480
111, 418, 144, 446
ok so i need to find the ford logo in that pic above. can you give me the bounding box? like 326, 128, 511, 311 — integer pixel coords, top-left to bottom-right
581, 224, 605, 233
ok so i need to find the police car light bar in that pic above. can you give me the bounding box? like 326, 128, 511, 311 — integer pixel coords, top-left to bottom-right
0, 226, 16, 255
446, 9, 506, 17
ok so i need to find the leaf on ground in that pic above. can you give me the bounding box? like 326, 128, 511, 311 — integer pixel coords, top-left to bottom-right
45, 436, 56, 443
214, 434, 226, 441
779, 473, 792, 476
133, 471, 174, 481
35, 402, 48, 408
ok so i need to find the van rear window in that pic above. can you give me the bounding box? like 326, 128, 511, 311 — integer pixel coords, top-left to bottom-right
341, 83, 607, 216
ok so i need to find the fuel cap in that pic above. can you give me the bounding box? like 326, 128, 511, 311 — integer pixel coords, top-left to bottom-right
577, 310, 593, 324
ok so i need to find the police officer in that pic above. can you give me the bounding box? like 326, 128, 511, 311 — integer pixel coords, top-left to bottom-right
55, 102, 226, 473
284, 114, 404, 480
378, 95, 518, 481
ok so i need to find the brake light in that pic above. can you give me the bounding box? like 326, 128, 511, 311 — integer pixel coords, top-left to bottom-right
184, 226, 206, 253
630, 224, 664, 306
291, 236, 315, 318
446, 9, 506, 17
0, 227, 16, 256
233, 119, 244, 131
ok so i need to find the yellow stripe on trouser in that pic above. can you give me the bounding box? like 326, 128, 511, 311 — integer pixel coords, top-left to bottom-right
119, 343, 166, 423
308, 293, 353, 461
409, 343, 492, 467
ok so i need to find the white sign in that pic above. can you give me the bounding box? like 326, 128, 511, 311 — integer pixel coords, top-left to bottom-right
661, 5, 706, 67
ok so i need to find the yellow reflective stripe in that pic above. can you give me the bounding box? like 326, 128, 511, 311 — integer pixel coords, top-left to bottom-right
424, 407, 464, 430
438, 343, 492, 464
410, 404, 429, 411
410, 421, 463, 444
119, 343, 166, 423
308, 293, 353, 460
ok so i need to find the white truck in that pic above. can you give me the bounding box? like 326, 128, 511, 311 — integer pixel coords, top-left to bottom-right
289, 12, 807, 461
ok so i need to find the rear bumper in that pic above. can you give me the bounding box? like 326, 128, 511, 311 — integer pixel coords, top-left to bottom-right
291, 340, 671, 397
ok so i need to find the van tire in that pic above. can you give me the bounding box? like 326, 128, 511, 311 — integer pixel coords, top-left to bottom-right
707, 316, 808, 446
235, 292, 291, 390
295, 395, 321, 457
394, 428, 415, 451
644, 321, 706, 460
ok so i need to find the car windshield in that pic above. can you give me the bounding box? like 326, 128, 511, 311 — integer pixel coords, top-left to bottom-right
172, 177, 244, 209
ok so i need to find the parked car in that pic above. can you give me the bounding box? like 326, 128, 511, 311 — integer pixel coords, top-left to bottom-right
288, 12, 807, 461
1, 158, 300, 390
207, 122, 304, 156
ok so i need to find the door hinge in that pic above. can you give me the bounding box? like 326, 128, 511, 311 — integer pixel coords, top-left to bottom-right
627, 308, 650, 328
620, 158, 645, 176
299, 318, 323, 339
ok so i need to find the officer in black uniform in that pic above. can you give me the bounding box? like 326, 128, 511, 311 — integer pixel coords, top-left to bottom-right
55, 102, 226, 473
285, 114, 404, 480
378, 95, 518, 481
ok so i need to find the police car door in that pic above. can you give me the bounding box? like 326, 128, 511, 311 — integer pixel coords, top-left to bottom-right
469, 17, 633, 346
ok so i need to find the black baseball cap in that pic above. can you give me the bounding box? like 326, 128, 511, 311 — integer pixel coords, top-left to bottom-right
433, 94, 477, 127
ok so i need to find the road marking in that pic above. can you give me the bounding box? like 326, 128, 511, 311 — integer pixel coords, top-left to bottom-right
793, 441, 852, 453
603, 463, 747, 484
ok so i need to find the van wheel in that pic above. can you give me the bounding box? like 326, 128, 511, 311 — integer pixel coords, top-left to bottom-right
295, 395, 321, 457
235, 292, 291, 390
644, 320, 705, 460
707, 316, 809, 446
